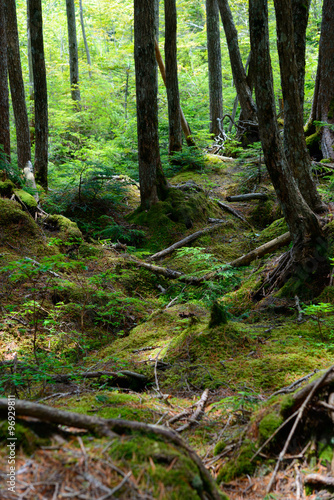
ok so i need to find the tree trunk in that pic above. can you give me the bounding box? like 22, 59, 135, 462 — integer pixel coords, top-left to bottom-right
206, 0, 223, 137
65, 0, 81, 103
165, 0, 182, 155
4, 0, 31, 169
216, 0, 258, 137
27, 2, 35, 146
249, 0, 327, 295
28, 0, 48, 190
134, 0, 168, 209
79, 0, 92, 78
0, 0, 10, 164
308, 0, 334, 160
292, 0, 311, 112
274, 0, 326, 213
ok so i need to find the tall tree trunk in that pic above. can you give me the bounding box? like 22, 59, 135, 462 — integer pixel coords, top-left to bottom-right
249, 0, 327, 295
0, 0, 10, 165
134, 0, 168, 209
206, 0, 223, 137
292, 0, 311, 112
4, 0, 31, 169
165, 0, 182, 155
308, 0, 334, 160
65, 0, 81, 103
79, 0, 92, 78
27, 2, 35, 146
216, 0, 257, 129
154, 0, 159, 41
28, 0, 48, 190
274, 0, 326, 213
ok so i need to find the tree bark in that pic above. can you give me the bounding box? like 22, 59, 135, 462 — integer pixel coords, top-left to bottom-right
308, 0, 334, 160
206, 0, 223, 137
28, 0, 48, 190
65, 0, 81, 103
0, 0, 10, 164
274, 0, 326, 213
134, 0, 168, 209
79, 0, 92, 78
216, 0, 257, 129
4, 0, 31, 169
249, 0, 327, 293
292, 0, 311, 112
164, 0, 182, 155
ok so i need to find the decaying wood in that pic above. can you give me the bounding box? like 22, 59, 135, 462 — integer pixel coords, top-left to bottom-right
147, 223, 223, 261
290, 367, 334, 413
304, 474, 334, 486
213, 198, 250, 224
176, 388, 210, 432
269, 369, 319, 399
226, 193, 268, 202
155, 40, 195, 147
227, 232, 291, 267
0, 399, 222, 500
294, 464, 305, 500
267, 366, 334, 493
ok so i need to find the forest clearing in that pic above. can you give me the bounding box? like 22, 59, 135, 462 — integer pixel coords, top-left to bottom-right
1, 0, 334, 499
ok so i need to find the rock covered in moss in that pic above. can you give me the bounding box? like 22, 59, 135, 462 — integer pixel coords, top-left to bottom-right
0, 179, 16, 197
44, 214, 83, 246
14, 188, 38, 213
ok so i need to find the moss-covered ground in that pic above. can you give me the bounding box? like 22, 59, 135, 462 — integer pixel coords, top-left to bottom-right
1, 155, 334, 499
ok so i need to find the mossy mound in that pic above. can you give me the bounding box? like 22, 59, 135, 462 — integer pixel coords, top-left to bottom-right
14, 189, 38, 213
0, 198, 52, 257
44, 214, 83, 247
248, 196, 281, 229
257, 217, 289, 245
0, 179, 16, 197
128, 189, 219, 250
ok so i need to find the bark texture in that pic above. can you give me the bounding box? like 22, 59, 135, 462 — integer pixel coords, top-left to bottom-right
206, 0, 223, 137
0, 0, 10, 163
4, 0, 31, 169
309, 0, 334, 160
249, 0, 326, 293
292, 0, 311, 111
165, 0, 182, 155
274, 0, 326, 213
28, 0, 48, 190
65, 0, 81, 102
79, 0, 92, 78
216, 0, 257, 126
134, 0, 168, 209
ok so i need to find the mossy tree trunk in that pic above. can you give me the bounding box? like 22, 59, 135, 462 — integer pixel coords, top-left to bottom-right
164, 0, 183, 155
0, 0, 10, 164
4, 0, 31, 169
308, 0, 334, 160
249, 0, 328, 295
134, 0, 168, 210
274, 0, 326, 214
28, 0, 48, 190
206, 0, 223, 138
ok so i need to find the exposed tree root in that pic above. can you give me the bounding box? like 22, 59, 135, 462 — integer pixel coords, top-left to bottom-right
0, 399, 222, 500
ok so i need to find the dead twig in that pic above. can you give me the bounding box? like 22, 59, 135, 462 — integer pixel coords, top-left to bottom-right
176, 389, 210, 432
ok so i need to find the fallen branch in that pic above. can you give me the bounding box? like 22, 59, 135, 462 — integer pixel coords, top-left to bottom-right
147, 223, 224, 261
304, 473, 334, 486
176, 388, 209, 432
267, 366, 334, 493
268, 369, 319, 399
0, 399, 222, 500
228, 232, 291, 267
290, 367, 334, 413
213, 199, 250, 225
226, 193, 268, 202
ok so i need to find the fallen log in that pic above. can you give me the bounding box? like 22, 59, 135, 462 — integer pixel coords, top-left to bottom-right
226, 193, 268, 202
304, 474, 334, 487
147, 223, 223, 261
228, 232, 291, 267
0, 399, 222, 500
213, 198, 252, 226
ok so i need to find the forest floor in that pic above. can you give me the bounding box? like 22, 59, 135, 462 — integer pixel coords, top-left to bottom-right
1, 154, 334, 499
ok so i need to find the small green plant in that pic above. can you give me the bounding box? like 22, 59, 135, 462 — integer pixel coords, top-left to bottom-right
302, 302, 334, 341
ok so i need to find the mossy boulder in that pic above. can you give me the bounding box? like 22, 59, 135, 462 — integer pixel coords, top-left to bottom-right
44, 214, 83, 246
0, 179, 15, 197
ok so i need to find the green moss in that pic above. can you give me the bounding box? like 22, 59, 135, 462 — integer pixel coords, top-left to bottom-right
217, 441, 257, 482
45, 214, 83, 245
209, 301, 228, 327
78, 242, 102, 258
258, 412, 283, 442
0, 179, 15, 197
280, 395, 295, 415
14, 189, 38, 211
249, 198, 280, 229
319, 441, 334, 465
257, 218, 288, 245
316, 286, 334, 304
0, 421, 50, 453
306, 131, 321, 148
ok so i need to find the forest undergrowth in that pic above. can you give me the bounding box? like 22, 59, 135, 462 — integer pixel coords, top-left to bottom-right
1, 153, 334, 499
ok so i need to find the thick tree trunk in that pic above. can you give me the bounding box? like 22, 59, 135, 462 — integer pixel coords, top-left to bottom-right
4, 0, 31, 169
0, 0, 10, 164
79, 0, 92, 78
308, 0, 334, 160
165, 0, 182, 155
249, 0, 327, 294
28, 0, 48, 190
65, 0, 81, 103
134, 0, 168, 209
292, 0, 311, 112
274, 0, 326, 214
216, 0, 257, 131
206, 0, 223, 137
